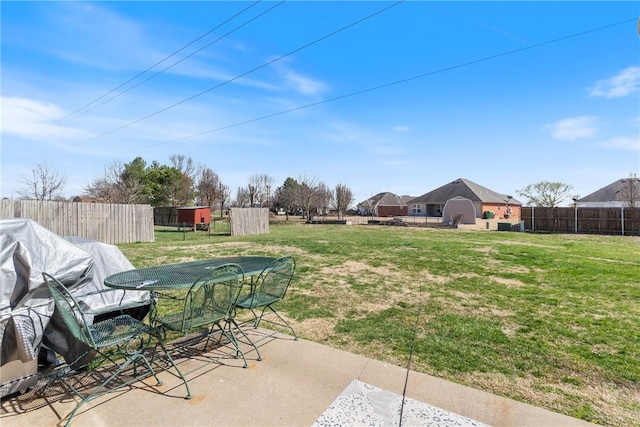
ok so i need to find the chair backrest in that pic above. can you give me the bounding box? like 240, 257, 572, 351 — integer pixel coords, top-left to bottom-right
255, 256, 296, 302
43, 272, 96, 348
179, 263, 244, 332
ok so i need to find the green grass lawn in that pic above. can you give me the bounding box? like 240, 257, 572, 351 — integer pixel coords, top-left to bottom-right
120, 222, 640, 426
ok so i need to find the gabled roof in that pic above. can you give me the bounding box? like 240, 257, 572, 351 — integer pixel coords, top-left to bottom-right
358, 192, 413, 207
410, 178, 522, 205
578, 178, 640, 203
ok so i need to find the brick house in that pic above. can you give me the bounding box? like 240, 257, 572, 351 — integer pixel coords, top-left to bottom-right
357, 192, 414, 217
408, 178, 522, 221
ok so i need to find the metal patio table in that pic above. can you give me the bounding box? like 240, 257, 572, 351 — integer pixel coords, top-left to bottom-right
104, 256, 276, 292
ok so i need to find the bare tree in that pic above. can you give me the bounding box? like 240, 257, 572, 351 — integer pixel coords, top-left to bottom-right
333, 183, 354, 218
84, 160, 144, 203
617, 174, 640, 207
296, 175, 331, 219
246, 174, 275, 208
169, 154, 196, 205
315, 182, 332, 216
169, 154, 196, 177
297, 175, 319, 219
196, 167, 221, 208
18, 161, 66, 201
234, 187, 250, 207
517, 181, 574, 207
218, 183, 230, 216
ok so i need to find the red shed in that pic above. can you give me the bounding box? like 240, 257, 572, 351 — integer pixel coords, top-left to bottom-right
177, 206, 211, 231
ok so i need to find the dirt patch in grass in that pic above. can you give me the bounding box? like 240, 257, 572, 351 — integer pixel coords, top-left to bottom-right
320, 260, 398, 277
568, 255, 640, 266
417, 270, 450, 284
449, 272, 526, 288
497, 240, 560, 249
472, 246, 496, 254
296, 318, 337, 341
490, 276, 526, 287
216, 242, 309, 256
457, 372, 640, 426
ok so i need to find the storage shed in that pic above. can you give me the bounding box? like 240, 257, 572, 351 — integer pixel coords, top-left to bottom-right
442, 196, 477, 225
177, 206, 211, 231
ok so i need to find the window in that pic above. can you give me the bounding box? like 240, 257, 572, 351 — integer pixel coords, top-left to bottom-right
436, 205, 443, 216
411, 204, 422, 214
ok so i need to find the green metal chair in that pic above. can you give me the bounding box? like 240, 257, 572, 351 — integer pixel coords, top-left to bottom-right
154, 263, 261, 368
43, 273, 191, 426
234, 256, 298, 340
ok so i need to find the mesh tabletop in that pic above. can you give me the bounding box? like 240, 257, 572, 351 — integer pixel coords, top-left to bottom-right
104, 256, 275, 290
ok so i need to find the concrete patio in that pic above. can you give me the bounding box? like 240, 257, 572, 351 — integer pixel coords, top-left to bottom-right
1, 328, 594, 427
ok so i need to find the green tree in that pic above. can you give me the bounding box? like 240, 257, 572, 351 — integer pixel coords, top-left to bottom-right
273, 177, 300, 220
121, 157, 148, 203
517, 181, 574, 207
144, 161, 183, 206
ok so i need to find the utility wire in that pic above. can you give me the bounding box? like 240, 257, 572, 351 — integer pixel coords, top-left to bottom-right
79, 0, 405, 145
72, 1, 285, 120
399, 302, 423, 427
56, 1, 263, 125
147, 16, 635, 148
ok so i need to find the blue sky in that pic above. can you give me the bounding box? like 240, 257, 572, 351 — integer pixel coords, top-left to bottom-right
1, 1, 639, 205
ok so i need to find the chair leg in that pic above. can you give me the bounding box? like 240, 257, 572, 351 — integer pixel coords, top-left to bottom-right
230, 318, 262, 362
152, 331, 193, 400
62, 351, 158, 427
218, 321, 247, 368
256, 305, 298, 340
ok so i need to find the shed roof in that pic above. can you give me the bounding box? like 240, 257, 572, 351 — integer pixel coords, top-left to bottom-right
410, 178, 522, 205
177, 206, 210, 210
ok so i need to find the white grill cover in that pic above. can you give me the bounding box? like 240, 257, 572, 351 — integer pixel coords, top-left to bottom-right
1, 218, 149, 397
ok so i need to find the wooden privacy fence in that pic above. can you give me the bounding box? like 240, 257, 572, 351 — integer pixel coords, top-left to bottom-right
521, 207, 640, 236
229, 207, 269, 236
154, 206, 179, 225
0, 200, 154, 244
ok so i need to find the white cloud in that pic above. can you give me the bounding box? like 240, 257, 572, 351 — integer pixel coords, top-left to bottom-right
602, 136, 640, 151
545, 116, 599, 141
0, 96, 88, 140
588, 66, 640, 98
284, 71, 327, 96
45, 3, 158, 72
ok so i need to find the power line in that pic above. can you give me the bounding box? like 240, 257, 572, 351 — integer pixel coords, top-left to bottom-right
71, 1, 286, 120
79, 0, 405, 145
56, 1, 263, 125
147, 16, 636, 148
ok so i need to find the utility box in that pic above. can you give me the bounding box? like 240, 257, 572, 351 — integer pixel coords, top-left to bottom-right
177, 206, 211, 231
497, 222, 512, 231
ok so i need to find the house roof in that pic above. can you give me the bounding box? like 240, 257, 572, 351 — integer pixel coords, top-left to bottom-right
358, 192, 413, 207
578, 178, 640, 203
410, 178, 522, 205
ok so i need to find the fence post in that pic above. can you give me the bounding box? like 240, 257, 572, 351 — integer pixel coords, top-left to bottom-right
621, 206, 625, 236
532, 206, 535, 232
